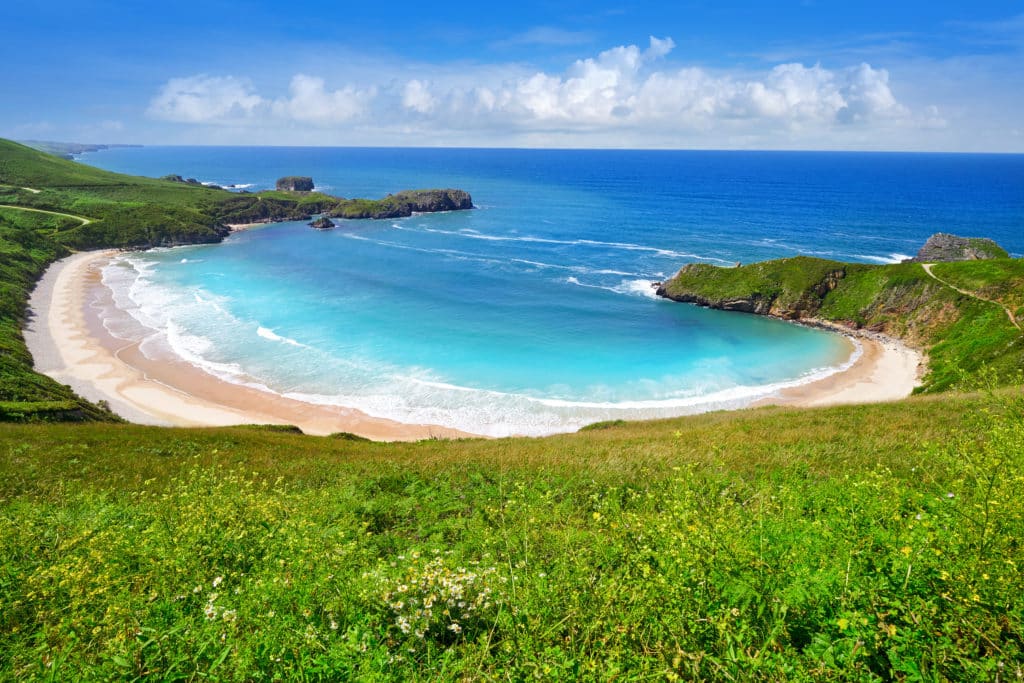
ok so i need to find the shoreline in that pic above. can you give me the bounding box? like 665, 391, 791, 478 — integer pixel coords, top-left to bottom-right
25, 251, 925, 439
755, 321, 924, 408
24, 250, 474, 440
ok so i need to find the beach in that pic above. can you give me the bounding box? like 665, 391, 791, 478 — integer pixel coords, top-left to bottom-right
24, 250, 473, 440
25, 251, 925, 439
758, 328, 924, 408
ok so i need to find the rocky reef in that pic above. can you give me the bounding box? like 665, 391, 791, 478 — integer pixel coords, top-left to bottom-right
309, 216, 335, 230
908, 233, 1009, 262
276, 176, 315, 192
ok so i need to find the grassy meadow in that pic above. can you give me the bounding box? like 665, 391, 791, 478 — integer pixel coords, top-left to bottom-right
2, 392, 1023, 680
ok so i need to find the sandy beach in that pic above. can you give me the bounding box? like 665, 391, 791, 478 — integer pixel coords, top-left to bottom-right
757, 327, 924, 408
24, 250, 473, 440
25, 251, 925, 439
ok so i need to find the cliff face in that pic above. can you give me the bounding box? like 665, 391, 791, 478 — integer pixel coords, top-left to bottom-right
655, 257, 848, 320
329, 189, 474, 220
910, 233, 1009, 262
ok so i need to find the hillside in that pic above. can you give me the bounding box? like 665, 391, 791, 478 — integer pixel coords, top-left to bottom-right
658, 256, 1024, 392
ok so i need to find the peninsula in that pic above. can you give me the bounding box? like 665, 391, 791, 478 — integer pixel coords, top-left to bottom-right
656, 244, 1024, 394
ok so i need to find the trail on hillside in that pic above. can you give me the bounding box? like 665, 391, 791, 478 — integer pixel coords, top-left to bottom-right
921, 263, 1021, 331
0, 204, 93, 226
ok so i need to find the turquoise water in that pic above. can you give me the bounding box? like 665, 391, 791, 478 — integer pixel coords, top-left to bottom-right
86, 148, 1024, 435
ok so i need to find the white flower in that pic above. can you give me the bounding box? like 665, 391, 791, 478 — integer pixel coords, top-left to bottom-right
212, 576, 223, 588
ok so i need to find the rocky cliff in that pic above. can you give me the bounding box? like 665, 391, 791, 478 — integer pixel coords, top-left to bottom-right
909, 233, 1009, 262
276, 176, 314, 192
655, 257, 848, 320
329, 189, 473, 219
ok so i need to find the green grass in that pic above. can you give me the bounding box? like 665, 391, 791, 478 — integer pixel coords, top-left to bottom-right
931, 258, 1024, 316
1, 391, 1022, 679
661, 256, 855, 313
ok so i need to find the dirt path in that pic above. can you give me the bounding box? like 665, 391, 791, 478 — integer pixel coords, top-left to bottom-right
921, 263, 1020, 331
0, 184, 42, 194
0, 204, 94, 226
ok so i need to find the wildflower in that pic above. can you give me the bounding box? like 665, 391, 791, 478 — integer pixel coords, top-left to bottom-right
448, 622, 462, 634
946, 492, 955, 499
212, 576, 223, 588
204, 604, 217, 620
330, 618, 339, 630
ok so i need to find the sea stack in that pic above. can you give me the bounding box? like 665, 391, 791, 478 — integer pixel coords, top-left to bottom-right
276, 176, 314, 192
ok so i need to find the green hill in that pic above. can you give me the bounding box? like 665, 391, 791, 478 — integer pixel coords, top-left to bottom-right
1, 139, 1022, 679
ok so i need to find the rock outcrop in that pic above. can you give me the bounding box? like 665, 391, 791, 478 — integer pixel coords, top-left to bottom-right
276, 176, 314, 192
655, 258, 847, 321
909, 233, 1008, 262
160, 174, 222, 190
309, 216, 335, 230
329, 189, 474, 220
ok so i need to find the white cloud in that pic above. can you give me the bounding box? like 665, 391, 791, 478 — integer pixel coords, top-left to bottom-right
270, 74, 375, 124
148, 75, 263, 123
146, 36, 929, 146
402, 79, 436, 114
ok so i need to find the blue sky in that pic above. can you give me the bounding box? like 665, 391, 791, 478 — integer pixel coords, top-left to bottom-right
2, 1, 1022, 151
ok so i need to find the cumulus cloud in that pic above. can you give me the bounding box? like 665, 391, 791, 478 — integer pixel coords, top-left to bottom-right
270, 74, 375, 124
148, 75, 264, 122
147, 36, 924, 143
402, 79, 436, 114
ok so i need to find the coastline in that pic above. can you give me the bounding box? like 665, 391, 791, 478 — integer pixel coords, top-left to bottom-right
25, 252, 925, 440
24, 250, 474, 440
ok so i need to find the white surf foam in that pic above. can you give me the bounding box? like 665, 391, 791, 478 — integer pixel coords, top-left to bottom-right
392, 224, 733, 264
854, 253, 913, 264
257, 326, 306, 347
564, 277, 660, 299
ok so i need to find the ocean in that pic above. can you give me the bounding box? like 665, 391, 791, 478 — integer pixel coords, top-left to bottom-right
84, 147, 1024, 436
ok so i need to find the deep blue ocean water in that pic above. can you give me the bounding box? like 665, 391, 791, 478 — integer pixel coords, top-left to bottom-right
85, 147, 1024, 435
